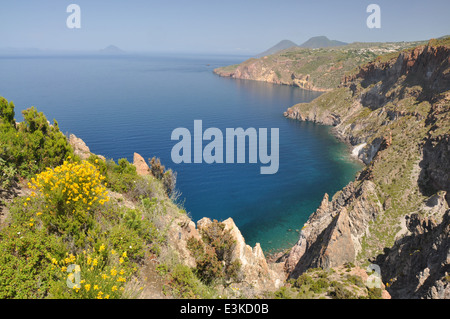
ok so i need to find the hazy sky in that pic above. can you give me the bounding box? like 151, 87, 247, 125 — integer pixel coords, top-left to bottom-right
1, 0, 449, 54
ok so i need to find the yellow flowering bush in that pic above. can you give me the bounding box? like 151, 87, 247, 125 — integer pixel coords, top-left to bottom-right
48, 246, 137, 299
29, 160, 109, 238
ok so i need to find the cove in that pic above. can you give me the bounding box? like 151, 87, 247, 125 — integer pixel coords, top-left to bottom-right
0, 53, 362, 253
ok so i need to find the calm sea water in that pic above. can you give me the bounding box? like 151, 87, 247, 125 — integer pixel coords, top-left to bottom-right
0, 53, 361, 253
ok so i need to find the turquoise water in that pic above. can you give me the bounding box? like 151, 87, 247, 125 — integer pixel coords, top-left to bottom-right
0, 53, 362, 253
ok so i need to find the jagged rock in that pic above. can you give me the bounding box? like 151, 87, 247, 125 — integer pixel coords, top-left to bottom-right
197, 217, 285, 292
69, 134, 91, 160
133, 152, 151, 176
286, 180, 381, 278
69, 134, 106, 161
317, 208, 355, 269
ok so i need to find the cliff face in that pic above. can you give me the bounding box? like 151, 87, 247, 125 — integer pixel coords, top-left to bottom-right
214, 56, 330, 92
214, 41, 425, 92
284, 39, 450, 299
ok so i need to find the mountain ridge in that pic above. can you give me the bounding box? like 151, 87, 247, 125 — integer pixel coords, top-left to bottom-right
255, 36, 348, 58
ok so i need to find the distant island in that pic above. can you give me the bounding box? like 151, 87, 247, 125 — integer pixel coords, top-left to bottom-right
99, 45, 126, 54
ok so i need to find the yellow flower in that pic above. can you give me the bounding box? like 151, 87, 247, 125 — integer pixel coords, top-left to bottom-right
84, 284, 91, 292
94, 285, 99, 290
111, 286, 118, 292
122, 251, 127, 258
111, 249, 116, 255
99, 244, 105, 252
119, 257, 124, 264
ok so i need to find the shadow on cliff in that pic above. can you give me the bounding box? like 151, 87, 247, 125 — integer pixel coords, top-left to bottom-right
374, 211, 449, 299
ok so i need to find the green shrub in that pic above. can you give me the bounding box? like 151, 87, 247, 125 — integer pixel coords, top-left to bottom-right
187, 237, 223, 285
105, 158, 138, 193
167, 264, 209, 299
367, 287, 383, 299
274, 286, 293, 299
294, 273, 314, 288
329, 281, 355, 299
0, 224, 67, 298
149, 157, 165, 179
149, 157, 177, 197
346, 275, 365, 287
0, 99, 73, 181
108, 224, 145, 263
187, 220, 241, 285
310, 278, 330, 293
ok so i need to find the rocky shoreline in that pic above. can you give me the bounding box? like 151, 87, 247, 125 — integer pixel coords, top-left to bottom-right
281, 39, 450, 299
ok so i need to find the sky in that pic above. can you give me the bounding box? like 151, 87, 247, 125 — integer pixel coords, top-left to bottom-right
0, 0, 449, 54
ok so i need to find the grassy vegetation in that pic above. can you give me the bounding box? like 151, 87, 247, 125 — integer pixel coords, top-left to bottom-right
272, 266, 383, 299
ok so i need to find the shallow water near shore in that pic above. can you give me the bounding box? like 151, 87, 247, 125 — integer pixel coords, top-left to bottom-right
0, 53, 362, 252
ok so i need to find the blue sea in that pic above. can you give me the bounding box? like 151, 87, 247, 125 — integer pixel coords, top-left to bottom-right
0, 53, 362, 253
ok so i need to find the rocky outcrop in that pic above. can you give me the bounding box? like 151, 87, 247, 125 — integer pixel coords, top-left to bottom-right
69, 134, 91, 160
69, 134, 105, 161
197, 217, 285, 293
214, 59, 331, 92
133, 152, 151, 176
286, 180, 382, 278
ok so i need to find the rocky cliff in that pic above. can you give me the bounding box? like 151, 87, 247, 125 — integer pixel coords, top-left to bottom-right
283, 38, 450, 299
214, 41, 425, 92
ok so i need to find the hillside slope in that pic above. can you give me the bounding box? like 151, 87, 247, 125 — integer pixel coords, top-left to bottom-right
283, 37, 450, 299
255, 40, 298, 58
215, 41, 425, 91
299, 36, 347, 49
